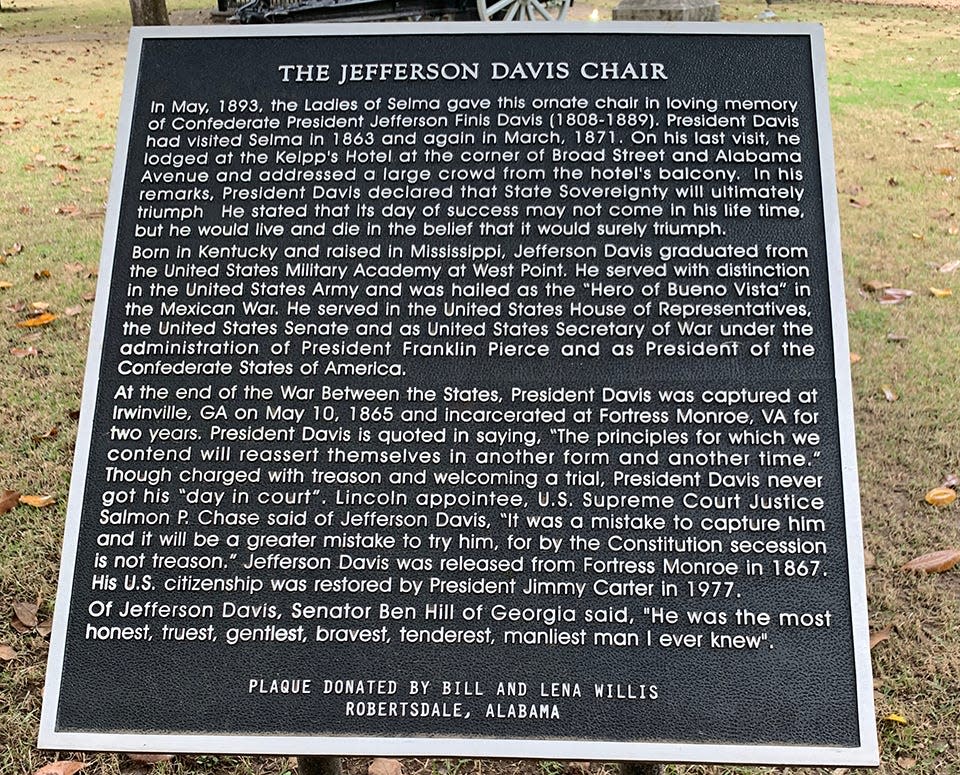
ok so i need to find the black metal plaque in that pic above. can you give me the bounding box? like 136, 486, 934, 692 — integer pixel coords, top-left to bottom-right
41, 23, 877, 765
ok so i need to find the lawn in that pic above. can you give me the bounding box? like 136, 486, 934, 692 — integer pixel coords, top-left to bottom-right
0, 0, 959, 773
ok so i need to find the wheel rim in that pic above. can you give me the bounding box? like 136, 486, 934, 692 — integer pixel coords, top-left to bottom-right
477, 0, 569, 21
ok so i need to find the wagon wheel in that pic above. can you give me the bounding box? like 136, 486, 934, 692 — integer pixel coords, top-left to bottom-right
477, 0, 570, 21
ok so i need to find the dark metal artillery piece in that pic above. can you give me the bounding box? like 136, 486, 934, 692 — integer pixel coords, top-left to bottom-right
225, 0, 571, 24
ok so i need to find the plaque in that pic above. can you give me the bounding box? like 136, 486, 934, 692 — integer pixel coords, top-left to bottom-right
41, 23, 878, 766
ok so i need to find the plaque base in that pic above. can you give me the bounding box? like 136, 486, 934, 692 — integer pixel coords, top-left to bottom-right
612, 0, 719, 21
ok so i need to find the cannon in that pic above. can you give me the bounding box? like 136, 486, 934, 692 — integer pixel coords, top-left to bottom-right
223, 0, 571, 24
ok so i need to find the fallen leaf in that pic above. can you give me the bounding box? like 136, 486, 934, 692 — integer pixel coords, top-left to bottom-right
54, 204, 81, 217
30, 301, 51, 312
0, 281, 12, 290
368, 759, 402, 775
862, 280, 892, 292
879, 288, 915, 305
16, 312, 57, 328
941, 473, 959, 489
13, 601, 38, 629
0, 643, 17, 661
925, 487, 957, 507
63, 262, 84, 274
81, 292, 96, 302
910, 232, 924, 241
10, 346, 39, 358
881, 385, 898, 402
887, 333, 909, 343
870, 627, 892, 648
19, 494, 56, 508
31, 426, 59, 444
850, 352, 862, 364
883, 713, 909, 724
0, 489, 20, 514
2, 243, 24, 257
33, 762, 87, 775
864, 548, 876, 568
63, 305, 83, 317
849, 197, 871, 208
939, 259, 960, 273
37, 620, 53, 638
929, 287, 952, 298
937, 168, 955, 177
902, 548, 960, 572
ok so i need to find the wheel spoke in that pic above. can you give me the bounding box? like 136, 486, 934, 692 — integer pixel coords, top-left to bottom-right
503, 1, 520, 19
483, 0, 514, 16
529, 0, 555, 19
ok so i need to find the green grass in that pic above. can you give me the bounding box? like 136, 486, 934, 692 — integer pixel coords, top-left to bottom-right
2, 0, 960, 774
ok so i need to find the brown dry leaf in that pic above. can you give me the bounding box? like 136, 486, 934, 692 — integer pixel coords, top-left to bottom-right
870, 627, 892, 649
63, 305, 83, 317
126, 754, 174, 764
849, 197, 871, 209
938, 259, 960, 273
63, 262, 84, 274
929, 287, 953, 298
898, 758, 917, 770
941, 473, 960, 489
862, 280, 892, 292
31, 426, 59, 444
910, 232, 925, 241
864, 548, 876, 568
2, 243, 24, 257
13, 601, 38, 629
10, 346, 39, 358
879, 288, 915, 305
16, 312, 57, 328
0, 489, 20, 515
931, 208, 955, 221
36, 619, 53, 638
950, 226, 960, 236
937, 168, 955, 177
33, 763, 87, 775
887, 333, 909, 343
368, 759, 402, 775
55, 204, 81, 217
887, 177, 900, 187
0, 281, 13, 290
881, 385, 898, 402
33, 269, 51, 281
925, 487, 957, 507
0, 643, 17, 661
849, 352, 862, 365
934, 142, 958, 150
30, 301, 51, 312
902, 548, 960, 573
81, 292, 96, 302
20, 494, 56, 508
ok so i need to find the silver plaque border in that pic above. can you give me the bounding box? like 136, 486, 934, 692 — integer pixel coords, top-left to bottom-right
40, 21, 878, 766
